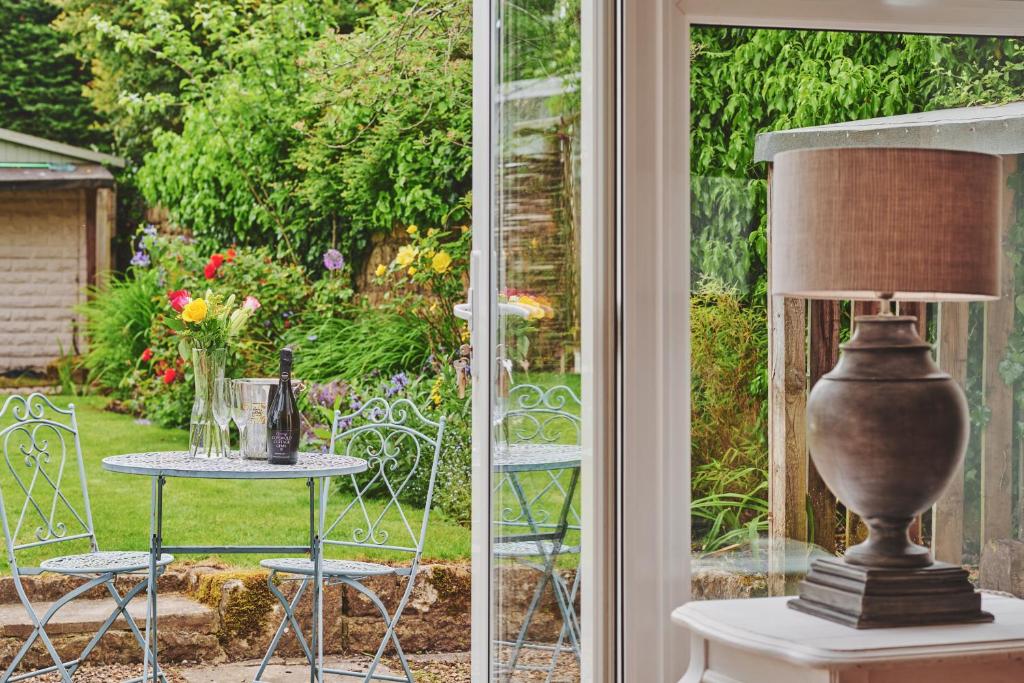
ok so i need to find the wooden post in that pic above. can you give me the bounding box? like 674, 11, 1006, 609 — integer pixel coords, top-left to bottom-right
980, 155, 1018, 547
808, 301, 839, 553
767, 164, 808, 595
933, 302, 969, 565
94, 187, 116, 286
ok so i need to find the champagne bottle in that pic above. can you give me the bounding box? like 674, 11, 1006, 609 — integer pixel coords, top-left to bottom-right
267, 348, 299, 465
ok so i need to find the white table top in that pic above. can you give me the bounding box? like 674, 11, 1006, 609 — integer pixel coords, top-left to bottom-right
102, 451, 367, 480
493, 443, 582, 472
673, 595, 1024, 668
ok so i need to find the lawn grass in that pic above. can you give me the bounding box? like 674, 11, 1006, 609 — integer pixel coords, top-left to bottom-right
1, 374, 582, 573
0, 394, 470, 571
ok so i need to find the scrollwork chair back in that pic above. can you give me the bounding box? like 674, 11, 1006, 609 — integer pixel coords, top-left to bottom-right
0, 393, 98, 571
322, 397, 445, 561
498, 383, 581, 445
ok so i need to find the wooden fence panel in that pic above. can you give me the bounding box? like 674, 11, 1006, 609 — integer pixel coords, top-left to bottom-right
980, 156, 1018, 547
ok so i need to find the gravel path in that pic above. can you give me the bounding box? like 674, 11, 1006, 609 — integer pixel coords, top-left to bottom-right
25, 650, 580, 682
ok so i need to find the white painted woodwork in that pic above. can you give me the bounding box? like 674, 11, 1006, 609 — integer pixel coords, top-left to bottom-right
674, 596, 1024, 683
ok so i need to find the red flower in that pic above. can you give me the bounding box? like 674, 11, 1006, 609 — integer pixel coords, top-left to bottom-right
162, 368, 177, 385
141, 348, 154, 362
203, 262, 218, 279
210, 253, 225, 268
168, 289, 191, 312
226, 248, 237, 262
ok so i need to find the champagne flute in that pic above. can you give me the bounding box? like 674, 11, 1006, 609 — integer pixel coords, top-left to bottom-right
212, 378, 233, 459
229, 380, 248, 458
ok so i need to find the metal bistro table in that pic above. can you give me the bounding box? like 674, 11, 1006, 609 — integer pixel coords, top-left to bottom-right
101, 451, 367, 683
493, 443, 582, 676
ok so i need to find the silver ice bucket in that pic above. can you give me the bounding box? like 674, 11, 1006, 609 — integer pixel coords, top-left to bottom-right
236, 378, 302, 460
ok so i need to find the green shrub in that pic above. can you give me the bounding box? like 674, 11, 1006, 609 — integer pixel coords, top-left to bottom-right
287, 308, 434, 383
690, 279, 768, 549
79, 269, 162, 393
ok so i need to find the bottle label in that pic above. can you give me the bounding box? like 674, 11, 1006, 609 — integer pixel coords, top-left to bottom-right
269, 430, 297, 463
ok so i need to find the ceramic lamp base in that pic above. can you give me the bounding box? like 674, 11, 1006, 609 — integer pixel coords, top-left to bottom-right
789, 557, 993, 629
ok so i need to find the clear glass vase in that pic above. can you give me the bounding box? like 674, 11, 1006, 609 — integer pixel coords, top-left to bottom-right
189, 347, 229, 458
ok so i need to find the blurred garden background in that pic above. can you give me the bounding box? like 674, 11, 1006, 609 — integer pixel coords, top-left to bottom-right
8, 0, 1024, 563
0, 0, 581, 571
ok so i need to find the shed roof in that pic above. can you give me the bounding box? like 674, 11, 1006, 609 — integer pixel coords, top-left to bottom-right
755, 101, 1024, 163
0, 165, 116, 191
0, 127, 125, 168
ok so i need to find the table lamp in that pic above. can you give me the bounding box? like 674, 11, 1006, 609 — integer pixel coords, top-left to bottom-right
771, 147, 1002, 628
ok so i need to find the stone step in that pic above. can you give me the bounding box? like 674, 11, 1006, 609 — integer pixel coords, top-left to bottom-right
0, 594, 216, 639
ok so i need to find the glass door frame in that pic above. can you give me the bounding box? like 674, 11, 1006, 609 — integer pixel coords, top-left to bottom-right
476, 1, 1024, 682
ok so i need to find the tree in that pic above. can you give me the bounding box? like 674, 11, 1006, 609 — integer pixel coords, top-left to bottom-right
0, 0, 104, 148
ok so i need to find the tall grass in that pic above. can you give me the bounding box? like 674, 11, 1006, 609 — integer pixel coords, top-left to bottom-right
78, 270, 161, 391
287, 309, 434, 382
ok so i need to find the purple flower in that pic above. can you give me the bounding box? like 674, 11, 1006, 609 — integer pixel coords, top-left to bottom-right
143, 223, 158, 236
337, 417, 353, 431
130, 250, 150, 267
349, 398, 363, 412
323, 249, 345, 271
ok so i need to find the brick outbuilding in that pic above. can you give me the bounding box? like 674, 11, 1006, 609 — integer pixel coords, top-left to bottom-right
0, 128, 123, 373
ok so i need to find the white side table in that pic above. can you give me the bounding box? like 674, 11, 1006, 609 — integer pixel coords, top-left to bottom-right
673, 595, 1024, 683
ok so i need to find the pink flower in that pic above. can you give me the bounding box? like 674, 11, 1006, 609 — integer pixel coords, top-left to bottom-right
243, 296, 262, 311
203, 262, 218, 279
162, 368, 177, 385
209, 253, 225, 268
168, 289, 191, 312
141, 348, 154, 362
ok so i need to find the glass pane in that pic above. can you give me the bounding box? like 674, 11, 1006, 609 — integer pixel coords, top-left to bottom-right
491, 0, 582, 679
690, 28, 1024, 601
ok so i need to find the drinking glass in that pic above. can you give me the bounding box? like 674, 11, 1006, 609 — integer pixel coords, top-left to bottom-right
229, 379, 248, 458
212, 378, 233, 459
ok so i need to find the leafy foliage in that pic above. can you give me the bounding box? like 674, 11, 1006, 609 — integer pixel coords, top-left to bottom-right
0, 0, 105, 147
689, 30, 1024, 299
79, 268, 162, 390
57, 0, 471, 268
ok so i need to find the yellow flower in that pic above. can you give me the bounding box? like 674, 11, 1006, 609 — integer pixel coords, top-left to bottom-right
396, 245, 418, 267
432, 250, 453, 273
424, 248, 435, 258
375, 264, 387, 277
460, 225, 469, 233
427, 228, 438, 236
406, 224, 418, 235
181, 298, 208, 324
408, 266, 417, 276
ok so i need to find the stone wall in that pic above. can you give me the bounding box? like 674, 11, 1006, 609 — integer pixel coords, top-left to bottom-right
0, 561, 576, 669
0, 189, 86, 372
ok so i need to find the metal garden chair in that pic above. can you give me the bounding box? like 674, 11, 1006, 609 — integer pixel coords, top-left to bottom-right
493, 383, 582, 681
256, 397, 445, 683
0, 393, 173, 683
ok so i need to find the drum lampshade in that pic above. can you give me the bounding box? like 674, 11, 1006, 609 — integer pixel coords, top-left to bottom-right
770, 147, 1002, 301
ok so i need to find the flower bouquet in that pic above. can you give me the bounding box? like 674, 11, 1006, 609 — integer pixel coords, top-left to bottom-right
165, 289, 260, 458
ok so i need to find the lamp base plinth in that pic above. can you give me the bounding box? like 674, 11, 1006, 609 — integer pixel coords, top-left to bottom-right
788, 557, 993, 629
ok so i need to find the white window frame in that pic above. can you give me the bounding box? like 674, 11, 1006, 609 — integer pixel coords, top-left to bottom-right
475, 2, 1024, 683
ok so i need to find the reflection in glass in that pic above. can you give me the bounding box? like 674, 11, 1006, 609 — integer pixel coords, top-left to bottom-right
491, 0, 582, 679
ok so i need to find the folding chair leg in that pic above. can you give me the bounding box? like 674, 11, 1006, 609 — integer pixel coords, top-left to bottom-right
103, 578, 169, 683
343, 579, 415, 683
4, 573, 110, 683
256, 574, 314, 682
505, 567, 552, 677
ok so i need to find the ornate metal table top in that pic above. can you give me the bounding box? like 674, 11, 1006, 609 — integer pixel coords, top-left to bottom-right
493, 443, 582, 472
102, 451, 367, 480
